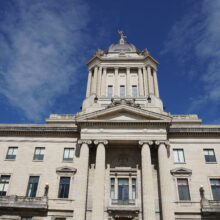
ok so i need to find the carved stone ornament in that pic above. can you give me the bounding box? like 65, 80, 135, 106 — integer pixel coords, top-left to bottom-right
95, 48, 105, 56
94, 140, 108, 145
139, 140, 153, 146
78, 139, 92, 145
56, 166, 77, 175
107, 98, 141, 109
170, 167, 192, 176
140, 48, 150, 56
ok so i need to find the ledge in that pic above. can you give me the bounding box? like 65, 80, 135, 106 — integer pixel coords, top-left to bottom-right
0, 195, 48, 211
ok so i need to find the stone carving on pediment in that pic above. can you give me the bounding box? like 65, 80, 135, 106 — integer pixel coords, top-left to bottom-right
107, 98, 141, 109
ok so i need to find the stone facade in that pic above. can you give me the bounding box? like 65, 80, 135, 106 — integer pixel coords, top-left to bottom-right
0, 33, 220, 220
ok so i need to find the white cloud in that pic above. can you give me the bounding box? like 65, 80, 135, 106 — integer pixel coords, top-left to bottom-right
0, 0, 90, 121
162, 0, 220, 112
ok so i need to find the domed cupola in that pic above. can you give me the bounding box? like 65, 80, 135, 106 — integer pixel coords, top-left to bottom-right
108, 31, 139, 53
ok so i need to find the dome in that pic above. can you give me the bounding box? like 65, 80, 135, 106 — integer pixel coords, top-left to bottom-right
108, 42, 138, 53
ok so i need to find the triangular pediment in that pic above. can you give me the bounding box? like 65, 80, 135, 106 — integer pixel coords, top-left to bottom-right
76, 105, 171, 122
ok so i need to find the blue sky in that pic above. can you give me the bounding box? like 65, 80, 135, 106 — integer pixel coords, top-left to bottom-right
0, 0, 220, 124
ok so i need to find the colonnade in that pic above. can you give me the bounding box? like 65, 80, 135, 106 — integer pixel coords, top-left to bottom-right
86, 66, 159, 98
74, 140, 175, 220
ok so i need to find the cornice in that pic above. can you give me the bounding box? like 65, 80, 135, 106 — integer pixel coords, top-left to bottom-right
0, 125, 78, 137
77, 120, 171, 128
169, 126, 220, 136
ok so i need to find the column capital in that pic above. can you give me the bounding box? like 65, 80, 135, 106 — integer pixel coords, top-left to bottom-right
78, 139, 92, 145
94, 140, 108, 145
155, 140, 170, 147
139, 140, 153, 146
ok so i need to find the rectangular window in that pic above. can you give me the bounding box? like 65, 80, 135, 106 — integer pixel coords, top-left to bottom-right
204, 149, 216, 162
132, 178, 136, 199
6, 147, 18, 160
21, 218, 32, 220
0, 175, 10, 196
132, 85, 137, 97
107, 85, 113, 97
33, 147, 45, 161
173, 149, 185, 163
58, 177, 70, 198
118, 178, 129, 201
210, 179, 220, 200
63, 148, 74, 161
26, 176, 39, 197
55, 218, 66, 220
120, 85, 125, 97
177, 178, 191, 200
110, 178, 115, 199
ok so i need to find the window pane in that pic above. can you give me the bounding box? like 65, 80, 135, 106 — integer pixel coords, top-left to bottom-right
120, 85, 125, 97
173, 149, 185, 163
6, 147, 18, 159
34, 147, 45, 160
58, 177, 70, 198
132, 178, 136, 199
204, 149, 216, 162
0, 175, 10, 196
132, 85, 137, 97
110, 178, 115, 199
63, 148, 74, 161
26, 176, 39, 197
177, 179, 190, 200
107, 85, 113, 97
118, 178, 129, 201
210, 179, 220, 200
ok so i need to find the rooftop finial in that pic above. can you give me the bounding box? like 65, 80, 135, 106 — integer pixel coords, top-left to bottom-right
118, 30, 127, 44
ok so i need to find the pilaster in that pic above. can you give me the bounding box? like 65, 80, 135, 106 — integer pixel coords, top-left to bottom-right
155, 141, 175, 220
139, 141, 156, 220
73, 140, 92, 220
86, 70, 92, 98
126, 67, 131, 97
91, 140, 108, 220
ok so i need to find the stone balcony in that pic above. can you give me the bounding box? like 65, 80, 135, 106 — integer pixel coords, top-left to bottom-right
201, 199, 220, 213
108, 199, 140, 212
0, 195, 48, 211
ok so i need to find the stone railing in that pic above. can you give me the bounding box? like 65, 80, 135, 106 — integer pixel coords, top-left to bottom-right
201, 199, 220, 213
112, 199, 135, 206
172, 114, 199, 120
200, 186, 220, 213
0, 195, 48, 210
48, 114, 76, 120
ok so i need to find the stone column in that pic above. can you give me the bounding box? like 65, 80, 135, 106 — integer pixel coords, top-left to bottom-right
114, 68, 119, 97
126, 67, 131, 97
97, 67, 102, 96
91, 66, 98, 94
91, 140, 108, 220
73, 140, 91, 220
143, 66, 148, 96
156, 141, 175, 220
86, 70, 92, 98
147, 65, 154, 95
101, 67, 107, 96
153, 68, 159, 98
139, 141, 156, 220
138, 67, 144, 97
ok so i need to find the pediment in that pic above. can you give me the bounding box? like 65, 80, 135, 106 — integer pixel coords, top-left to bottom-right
77, 105, 171, 122
56, 166, 77, 175
170, 167, 192, 176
